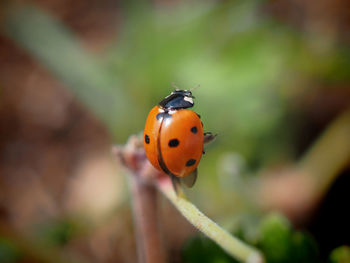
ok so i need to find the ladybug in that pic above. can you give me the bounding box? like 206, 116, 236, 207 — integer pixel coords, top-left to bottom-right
144, 88, 215, 190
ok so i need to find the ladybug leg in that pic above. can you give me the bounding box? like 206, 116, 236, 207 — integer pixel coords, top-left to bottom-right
180, 168, 198, 188
203, 132, 217, 145
170, 174, 181, 194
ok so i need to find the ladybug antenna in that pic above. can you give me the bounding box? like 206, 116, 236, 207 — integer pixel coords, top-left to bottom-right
171, 82, 179, 91
190, 84, 200, 92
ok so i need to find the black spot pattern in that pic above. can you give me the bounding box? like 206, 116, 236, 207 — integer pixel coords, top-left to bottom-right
186, 159, 196, 167
145, 134, 150, 144
191, 126, 198, 134
168, 139, 179, 147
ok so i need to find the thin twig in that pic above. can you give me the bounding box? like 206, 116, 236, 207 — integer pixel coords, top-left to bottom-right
129, 175, 166, 263
157, 178, 264, 263
113, 135, 264, 263
112, 137, 166, 263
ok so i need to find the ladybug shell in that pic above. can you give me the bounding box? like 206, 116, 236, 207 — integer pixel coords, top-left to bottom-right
144, 106, 203, 178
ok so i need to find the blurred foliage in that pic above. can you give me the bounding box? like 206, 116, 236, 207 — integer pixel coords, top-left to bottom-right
182, 234, 238, 263
258, 213, 320, 263
329, 246, 350, 263
0, 238, 21, 263
258, 213, 293, 262
183, 212, 321, 263
33, 219, 77, 247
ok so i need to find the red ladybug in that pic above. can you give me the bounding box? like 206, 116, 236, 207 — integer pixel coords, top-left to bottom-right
144, 88, 215, 189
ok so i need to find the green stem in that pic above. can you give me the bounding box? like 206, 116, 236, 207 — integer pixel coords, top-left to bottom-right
157, 178, 264, 263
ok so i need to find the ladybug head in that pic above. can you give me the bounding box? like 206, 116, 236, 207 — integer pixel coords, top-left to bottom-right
159, 89, 195, 110
171, 89, 194, 98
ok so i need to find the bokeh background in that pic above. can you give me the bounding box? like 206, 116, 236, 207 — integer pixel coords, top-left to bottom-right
1, 0, 350, 262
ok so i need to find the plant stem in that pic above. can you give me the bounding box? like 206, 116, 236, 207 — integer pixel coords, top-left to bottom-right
129, 174, 166, 263
157, 178, 264, 263
113, 137, 263, 263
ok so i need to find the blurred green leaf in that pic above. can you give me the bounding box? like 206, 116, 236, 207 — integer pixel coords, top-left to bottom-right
0, 237, 21, 263
258, 213, 292, 263
182, 235, 239, 263
329, 246, 350, 263
290, 231, 320, 263
34, 219, 76, 247
257, 213, 321, 263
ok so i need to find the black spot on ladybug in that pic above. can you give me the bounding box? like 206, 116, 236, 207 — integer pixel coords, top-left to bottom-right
196, 113, 201, 119
145, 134, 150, 144
168, 139, 179, 147
156, 112, 171, 121
191, 126, 198, 134
186, 159, 196, 167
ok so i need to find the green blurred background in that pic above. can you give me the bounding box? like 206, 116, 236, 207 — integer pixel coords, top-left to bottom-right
1, 0, 350, 262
